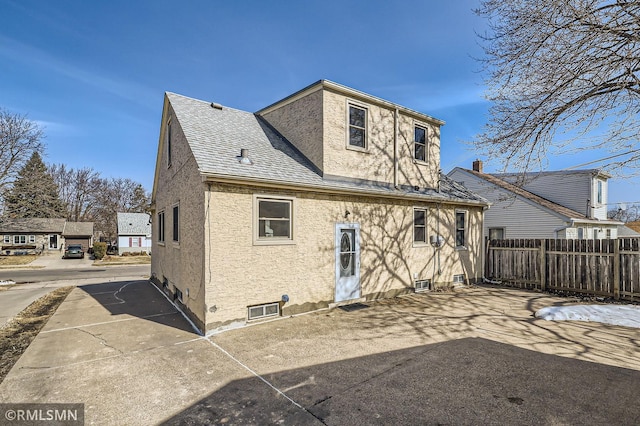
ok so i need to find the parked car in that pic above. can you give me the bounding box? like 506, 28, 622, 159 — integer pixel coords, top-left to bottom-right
64, 244, 85, 259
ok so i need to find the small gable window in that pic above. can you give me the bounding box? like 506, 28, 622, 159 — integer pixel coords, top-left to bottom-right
414, 125, 427, 162
158, 211, 165, 243
172, 204, 179, 242
166, 119, 172, 168
348, 104, 367, 149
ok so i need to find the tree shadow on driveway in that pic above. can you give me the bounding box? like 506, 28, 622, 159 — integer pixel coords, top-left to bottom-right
162, 337, 640, 425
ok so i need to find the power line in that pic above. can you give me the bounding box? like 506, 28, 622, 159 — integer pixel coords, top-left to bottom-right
564, 149, 640, 170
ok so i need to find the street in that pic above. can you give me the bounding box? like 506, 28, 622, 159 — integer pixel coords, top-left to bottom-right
0, 264, 150, 283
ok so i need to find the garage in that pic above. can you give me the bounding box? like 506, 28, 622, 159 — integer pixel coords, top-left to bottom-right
63, 222, 94, 252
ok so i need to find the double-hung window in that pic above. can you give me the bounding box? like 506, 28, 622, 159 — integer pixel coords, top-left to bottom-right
414, 125, 427, 162
455, 211, 466, 248
255, 196, 294, 244
348, 104, 367, 149
414, 208, 427, 244
13, 235, 26, 244
3, 236, 9, 244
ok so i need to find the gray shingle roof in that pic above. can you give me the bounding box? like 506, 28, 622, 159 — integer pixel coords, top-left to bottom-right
117, 212, 151, 236
0, 218, 66, 233
167, 92, 487, 206
63, 222, 94, 237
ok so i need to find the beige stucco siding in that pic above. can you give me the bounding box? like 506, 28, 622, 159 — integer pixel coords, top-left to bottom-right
259, 89, 324, 172
322, 90, 440, 189
204, 183, 483, 330
151, 102, 207, 330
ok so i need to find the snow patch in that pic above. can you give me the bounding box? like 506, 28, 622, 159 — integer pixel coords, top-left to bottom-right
535, 305, 640, 329
0, 280, 16, 286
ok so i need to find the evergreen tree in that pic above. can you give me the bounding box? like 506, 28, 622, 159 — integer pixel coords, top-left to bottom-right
3, 152, 67, 218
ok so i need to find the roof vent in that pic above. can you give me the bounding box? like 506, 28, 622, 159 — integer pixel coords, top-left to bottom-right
210, 102, 223, 110
239, 148, 252, 165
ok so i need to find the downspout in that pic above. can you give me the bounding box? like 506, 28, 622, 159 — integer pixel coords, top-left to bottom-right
437, 203, 442, 275
394, 108, 399, 189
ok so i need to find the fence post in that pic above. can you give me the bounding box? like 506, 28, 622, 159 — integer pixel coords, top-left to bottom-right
613, 240, 620, 300
540, 240, 546, 292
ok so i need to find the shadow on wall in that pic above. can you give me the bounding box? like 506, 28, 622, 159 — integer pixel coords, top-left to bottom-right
160, 337, 640, 425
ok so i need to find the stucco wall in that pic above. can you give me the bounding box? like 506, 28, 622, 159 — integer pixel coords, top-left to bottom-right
151, 101, 206, 331
322, 89, 440, 189
259, 89, 324, 171
203, 183, 483, 331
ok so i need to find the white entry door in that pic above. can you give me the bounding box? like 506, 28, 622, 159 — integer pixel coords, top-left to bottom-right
335, 223, 360, 302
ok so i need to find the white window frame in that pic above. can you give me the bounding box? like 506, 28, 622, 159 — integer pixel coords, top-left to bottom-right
414, 123, 428, 163
247, 302, 280, 321
13, 235, 27, 244
3, 236, 9, 244
413, 208, 428, 245
596, 180, 603, 205
346, 101, 368, 151
455, 210, 467, 249
253, 195, 295, 245
453, 274, 465, 284
29, 235, 35, 243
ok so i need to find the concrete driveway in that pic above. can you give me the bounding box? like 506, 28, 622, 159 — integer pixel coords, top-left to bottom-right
1, 282, 639, 425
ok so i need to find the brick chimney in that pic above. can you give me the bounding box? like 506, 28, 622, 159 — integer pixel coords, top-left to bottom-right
472, 159, 483, 173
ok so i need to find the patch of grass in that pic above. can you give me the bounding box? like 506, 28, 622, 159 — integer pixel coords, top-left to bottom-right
95, 254, 151, 266
0, 255, 37, 266
0, 286, 73, 384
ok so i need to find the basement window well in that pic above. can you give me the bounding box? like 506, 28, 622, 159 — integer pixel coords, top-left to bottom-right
248, 302, 280, 321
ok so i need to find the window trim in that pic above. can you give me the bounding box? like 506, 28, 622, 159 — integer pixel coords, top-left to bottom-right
488, 227, 505, 240
455, 210, 467, 249
596, 180, 603, 205
247, 302, 280, 321
346, 101, 368, 152
3, 236, 9, 244
166, 118, 172, 168
413, 207, 428, 246
253, 195, 296, 246
157, 210, 165, 244
413, 123, 428, 164
172, 203, 180, 244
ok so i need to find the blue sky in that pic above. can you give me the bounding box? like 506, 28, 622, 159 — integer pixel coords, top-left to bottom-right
1, 0, 637, 206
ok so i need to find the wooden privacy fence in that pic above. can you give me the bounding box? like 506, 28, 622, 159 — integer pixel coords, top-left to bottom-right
485, 238, 640, 300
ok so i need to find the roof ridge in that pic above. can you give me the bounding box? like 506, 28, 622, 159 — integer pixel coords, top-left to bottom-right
463, 168, 587, 219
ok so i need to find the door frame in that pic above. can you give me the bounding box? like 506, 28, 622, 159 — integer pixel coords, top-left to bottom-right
334, 222, 361, 302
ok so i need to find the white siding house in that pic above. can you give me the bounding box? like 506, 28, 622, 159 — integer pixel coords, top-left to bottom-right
117, 212, 152, 255
448, 162, 622, 240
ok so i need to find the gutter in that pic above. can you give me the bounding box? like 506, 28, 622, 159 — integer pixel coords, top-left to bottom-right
200, 172, 488, 208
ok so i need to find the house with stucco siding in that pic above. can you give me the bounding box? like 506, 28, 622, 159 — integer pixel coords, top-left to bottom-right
151, 80, 488, 334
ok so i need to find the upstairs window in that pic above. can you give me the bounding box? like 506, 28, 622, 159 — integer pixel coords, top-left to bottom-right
348, 104, 367, 149
455, 211, 466, 248
414, 126, 427, 162
413, 208, 427, 243
166, 119, 172, 167
597, 180, 603, 204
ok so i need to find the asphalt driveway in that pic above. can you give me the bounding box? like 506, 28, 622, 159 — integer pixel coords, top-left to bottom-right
1, 281, 639, 425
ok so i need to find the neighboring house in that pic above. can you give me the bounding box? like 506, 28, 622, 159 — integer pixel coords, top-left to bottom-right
151, 80, 488, 334
117, 212, 152, 255
0, 218, 94, 255
448, 161, 622, 240
625, 220, 640, 234
618, 225, 640, 237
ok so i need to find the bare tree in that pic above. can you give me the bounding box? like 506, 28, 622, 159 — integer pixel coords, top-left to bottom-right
475, 1, 640, 172
92, 178, 150, 242
0, 109, 45, 195
608, 203, 640, 222
49, 164, 102, 222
